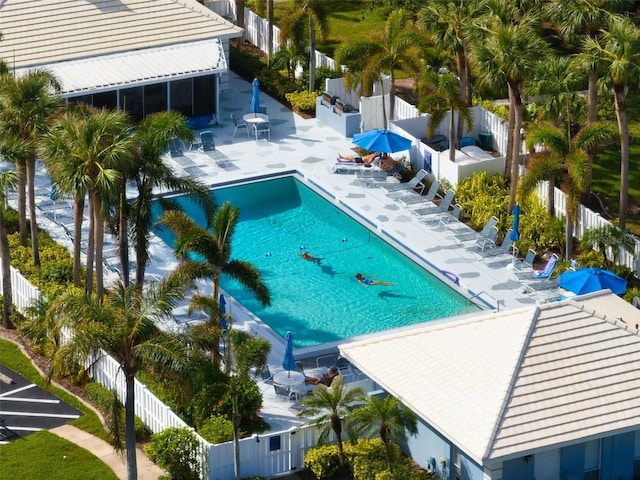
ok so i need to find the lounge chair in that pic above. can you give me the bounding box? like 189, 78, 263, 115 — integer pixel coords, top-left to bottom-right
474, 225, 498, 251
199, 131, 215, 151
414, 189, 455, 218
332, 156, 381, 174
169, 137, 184, 157
399, 179, 442, 206
513, 249, 536, 273
380, 169, 432, 195
439, 204, 461, 229
456, 215, 498, 244
481, 229, 516, 259
514, 253, 559, 282
231, 113, 249, 137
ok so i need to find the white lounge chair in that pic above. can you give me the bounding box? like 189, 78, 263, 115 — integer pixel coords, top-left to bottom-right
414, 189, 454, 217
399, 179, 442, 206
380, 169, 432, 196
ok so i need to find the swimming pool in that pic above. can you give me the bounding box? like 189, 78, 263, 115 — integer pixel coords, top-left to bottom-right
153, 176, 480, 347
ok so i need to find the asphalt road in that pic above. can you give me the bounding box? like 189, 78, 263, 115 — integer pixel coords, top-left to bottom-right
0, 364, 82, 443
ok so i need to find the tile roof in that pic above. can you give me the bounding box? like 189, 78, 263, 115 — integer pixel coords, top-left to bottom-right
339, 292, 640, 464
0, 0, 241, 69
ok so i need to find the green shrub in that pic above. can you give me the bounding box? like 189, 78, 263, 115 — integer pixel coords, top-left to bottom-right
456, 171, 509, 231
198, 414, 234, 444
285, 91, 317, 112
304, 444, 343, 480
84, 382, 146, 442
624, 287, 640, 304
146, 427, 201, 480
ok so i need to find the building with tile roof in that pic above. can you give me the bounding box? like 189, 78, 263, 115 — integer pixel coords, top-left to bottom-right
340, 291, 640, 480
0, 0, 242, 122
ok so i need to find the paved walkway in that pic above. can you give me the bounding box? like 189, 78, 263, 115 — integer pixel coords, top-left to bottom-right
51, 424, 165, 480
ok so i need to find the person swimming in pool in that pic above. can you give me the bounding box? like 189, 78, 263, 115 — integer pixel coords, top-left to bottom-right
299, 252, 323, 264
355, 273, 395, 287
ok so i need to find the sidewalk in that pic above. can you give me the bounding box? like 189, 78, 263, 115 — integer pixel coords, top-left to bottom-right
51, 424, 165, 480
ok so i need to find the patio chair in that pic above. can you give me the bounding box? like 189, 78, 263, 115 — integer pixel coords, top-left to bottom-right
399, 179, 442, 206
380, 169, 432, 196
169, 137, 184, 157
255, 121, 270, 141
274, 384, 300, 403
414, 189, 455, 218
231, 113, 249, 137
199, 131, 215, 151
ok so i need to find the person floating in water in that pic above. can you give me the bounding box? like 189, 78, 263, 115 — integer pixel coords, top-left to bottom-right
355, 273, 395, 287
299, 251, 323, 264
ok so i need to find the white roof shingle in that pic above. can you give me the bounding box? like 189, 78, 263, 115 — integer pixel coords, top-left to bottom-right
339, 292, 640, 464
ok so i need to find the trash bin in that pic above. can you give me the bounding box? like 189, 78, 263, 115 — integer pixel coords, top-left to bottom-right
478, 132, 492, 151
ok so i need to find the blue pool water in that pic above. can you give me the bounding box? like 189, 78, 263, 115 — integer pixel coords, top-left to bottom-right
153, 176, 479, 347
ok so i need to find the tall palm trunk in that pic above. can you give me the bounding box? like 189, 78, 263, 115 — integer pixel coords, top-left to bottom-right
613, 84, 629, 229
267, 0, 274, 63
118, 178, 130, 288
455, 51, 468, 143
508, 82, 524, 212
125, 373, 138, 480
26, 157, 40, 266
584, 69, 598, 200
232, 378, 241, 480
448, 101, 456, 163
0, 211, 12, 327
235, 0, 246, 44
308, 15, 316, 93
504, 102, 515, 181
93, 195, 106, 300
331, 415, 346, 465
85, 200, 95, 296
379, 79, 388, 130
17, 163, 27, 246
72, 197, 85, 287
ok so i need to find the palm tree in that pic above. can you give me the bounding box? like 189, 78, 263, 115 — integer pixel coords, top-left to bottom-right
279, 0, 330, 93
581, 16, 640, 229
40, 106, 133, 298
350, 395, 418, 473
0, 69, 61, 265
518, 121, 618, 258
160, 203, 271, 359
580, 224, 636, 267
416, 0, 485, 139
225, 327, 270, 480
119, 111, 212, 289
474, 22, 547, 212
0, 160, 17, 327
47, 273, 196, 480
418, 72, 473, 163
271, 41, 307, 82
335, 9, 423, 127
297, 381, 365, 466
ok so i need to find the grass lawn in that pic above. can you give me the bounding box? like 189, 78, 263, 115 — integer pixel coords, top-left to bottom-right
0, 431, 118, 480
0, 338, 107, 439
591, 92, 640, 235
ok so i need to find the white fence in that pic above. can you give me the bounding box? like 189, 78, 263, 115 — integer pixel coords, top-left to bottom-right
0, 265, 40, 316
536, 182, 640, 275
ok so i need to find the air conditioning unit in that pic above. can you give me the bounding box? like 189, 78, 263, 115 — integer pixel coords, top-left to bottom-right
321, 92, 339, 108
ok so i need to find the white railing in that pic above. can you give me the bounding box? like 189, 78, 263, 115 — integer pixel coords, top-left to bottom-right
536, 181, 640, 274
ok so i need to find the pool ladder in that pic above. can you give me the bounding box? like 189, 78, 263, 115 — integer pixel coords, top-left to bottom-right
467, 290, 501, 312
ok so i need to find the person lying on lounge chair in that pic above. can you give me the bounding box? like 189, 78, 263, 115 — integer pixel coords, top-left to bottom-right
337, 151, 380, 165
356, 273, 395, 287
305, 367, 340, 386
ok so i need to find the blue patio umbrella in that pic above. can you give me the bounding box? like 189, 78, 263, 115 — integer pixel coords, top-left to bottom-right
352, 129, 412, 154
218, 293, 228, 331
250, 78, 261, 116
282, 331, 296, 377
559, 267, 628, 296
510, 204, 521, 242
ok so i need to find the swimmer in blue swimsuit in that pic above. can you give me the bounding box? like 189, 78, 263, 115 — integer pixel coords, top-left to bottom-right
356, 273, 395, 287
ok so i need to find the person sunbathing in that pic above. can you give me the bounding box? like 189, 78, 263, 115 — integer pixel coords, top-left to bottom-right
337, 151, 380, 165
305, 367, 340, 386
356, 273, 395, 287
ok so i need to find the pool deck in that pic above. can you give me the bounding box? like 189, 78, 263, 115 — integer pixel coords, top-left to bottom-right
25, 73, 553, 429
